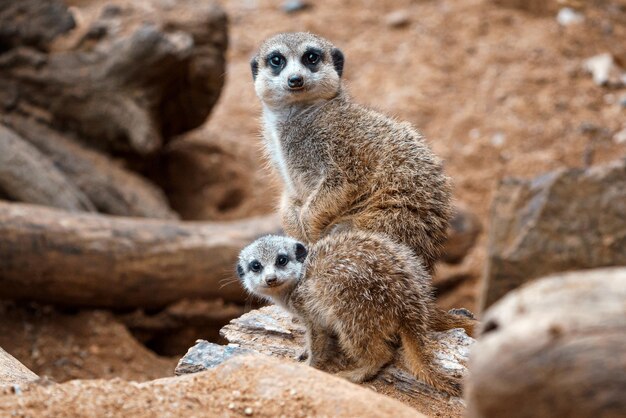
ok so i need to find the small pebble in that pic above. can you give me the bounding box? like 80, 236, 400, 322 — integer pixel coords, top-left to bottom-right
491, 132, 506, 147
289, 389, 297, 396
613, 128, 626, 144
556, 8, 584, 26
385, 10, 411, 28
282, 0, 311, 14
228, 403, 235, 410
244, 407, 254, 416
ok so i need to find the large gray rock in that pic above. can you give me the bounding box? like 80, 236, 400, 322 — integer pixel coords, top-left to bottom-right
481, 159, 626, 309
466, 268, 626, 418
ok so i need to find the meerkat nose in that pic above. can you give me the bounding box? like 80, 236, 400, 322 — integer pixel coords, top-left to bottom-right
288, 75, 304, 89
265, 275, 278, 285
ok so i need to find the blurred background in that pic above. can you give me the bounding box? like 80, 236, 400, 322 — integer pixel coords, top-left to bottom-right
0, 0, 625, 390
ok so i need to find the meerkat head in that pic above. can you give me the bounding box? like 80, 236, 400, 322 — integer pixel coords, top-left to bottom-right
237, 235, 308, 302
250, 32, 345, 108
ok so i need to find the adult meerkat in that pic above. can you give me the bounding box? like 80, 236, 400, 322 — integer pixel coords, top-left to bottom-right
251, 32, 451, 273
237, 232, 475, 396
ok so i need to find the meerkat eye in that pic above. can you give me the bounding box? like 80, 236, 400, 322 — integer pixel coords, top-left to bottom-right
268, 54, 284, 69
249, 260, 263, 273
305, 52, 320, 65
276, 254, 289, 267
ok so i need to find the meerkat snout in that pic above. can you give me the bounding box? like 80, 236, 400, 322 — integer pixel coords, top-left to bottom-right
250, 32, 345, 107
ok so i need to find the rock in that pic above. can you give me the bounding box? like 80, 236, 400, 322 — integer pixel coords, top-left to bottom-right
583, 53, 626, 87
0, 347, 38, 387
466, 268, 626, 418
282, 0, 311, 14
442, 204, 482, 264
385, 10, 411, 28
0, 355, 426, 418
613, 127, 626, 144
556, 7, 584, 26
177, 305, 473, 417
175, 341, 253, 375
481, 159, 626, 309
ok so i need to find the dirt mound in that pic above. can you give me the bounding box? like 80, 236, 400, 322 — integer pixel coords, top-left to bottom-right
0, 303, 175, 382
0, 355, 425, 418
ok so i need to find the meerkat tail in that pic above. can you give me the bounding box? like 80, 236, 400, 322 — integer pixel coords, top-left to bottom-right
399, 329, 462, 397
428, 307, 478, 337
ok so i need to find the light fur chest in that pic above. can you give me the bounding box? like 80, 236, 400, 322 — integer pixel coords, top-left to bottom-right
262, 108, 296, 194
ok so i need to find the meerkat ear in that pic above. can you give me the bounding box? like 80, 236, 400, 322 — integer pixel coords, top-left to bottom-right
331, 48, 344, 78
250, 56, 259, 81
295, 243, 308, 263
237, 264, 245, 278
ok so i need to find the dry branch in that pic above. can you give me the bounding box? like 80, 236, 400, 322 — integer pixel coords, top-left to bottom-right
0, 124, 95, 212
2, 115, 177, 219
0, 202, 281, 308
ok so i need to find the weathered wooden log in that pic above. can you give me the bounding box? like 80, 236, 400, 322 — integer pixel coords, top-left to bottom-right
0, 0, 227, 154
2, 114, 177, 219
0, 124, 95, 212
0, 202, 281, 308
0, 347, 38, 388
176, 305, 473, 417
466, 268, 626, 418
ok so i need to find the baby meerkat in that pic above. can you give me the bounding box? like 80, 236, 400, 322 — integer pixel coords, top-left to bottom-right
251, 32, 451, 273
237, 231, 475, 396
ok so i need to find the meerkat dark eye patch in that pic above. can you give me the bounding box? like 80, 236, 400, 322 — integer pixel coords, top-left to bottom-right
249, 260, 263, 273
302, 48, 322, 71
295, 243, 308, 263
250, 57, 259, 81
331, 48, 344, 77
266, 52, 286, 75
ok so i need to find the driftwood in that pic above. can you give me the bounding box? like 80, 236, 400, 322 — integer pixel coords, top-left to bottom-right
177, 305, 473, 417
466, 268, 626, 418
0, 0, 227, 154
0, 202, 281, 308
0, 0, 228, 218
2, 115, 177, 219
0, 347, 38, 388
0, 124, 95, 212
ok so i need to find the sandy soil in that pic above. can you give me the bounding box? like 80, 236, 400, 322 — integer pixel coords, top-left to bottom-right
203, 0, 626, 312
0, 303, 176, 383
